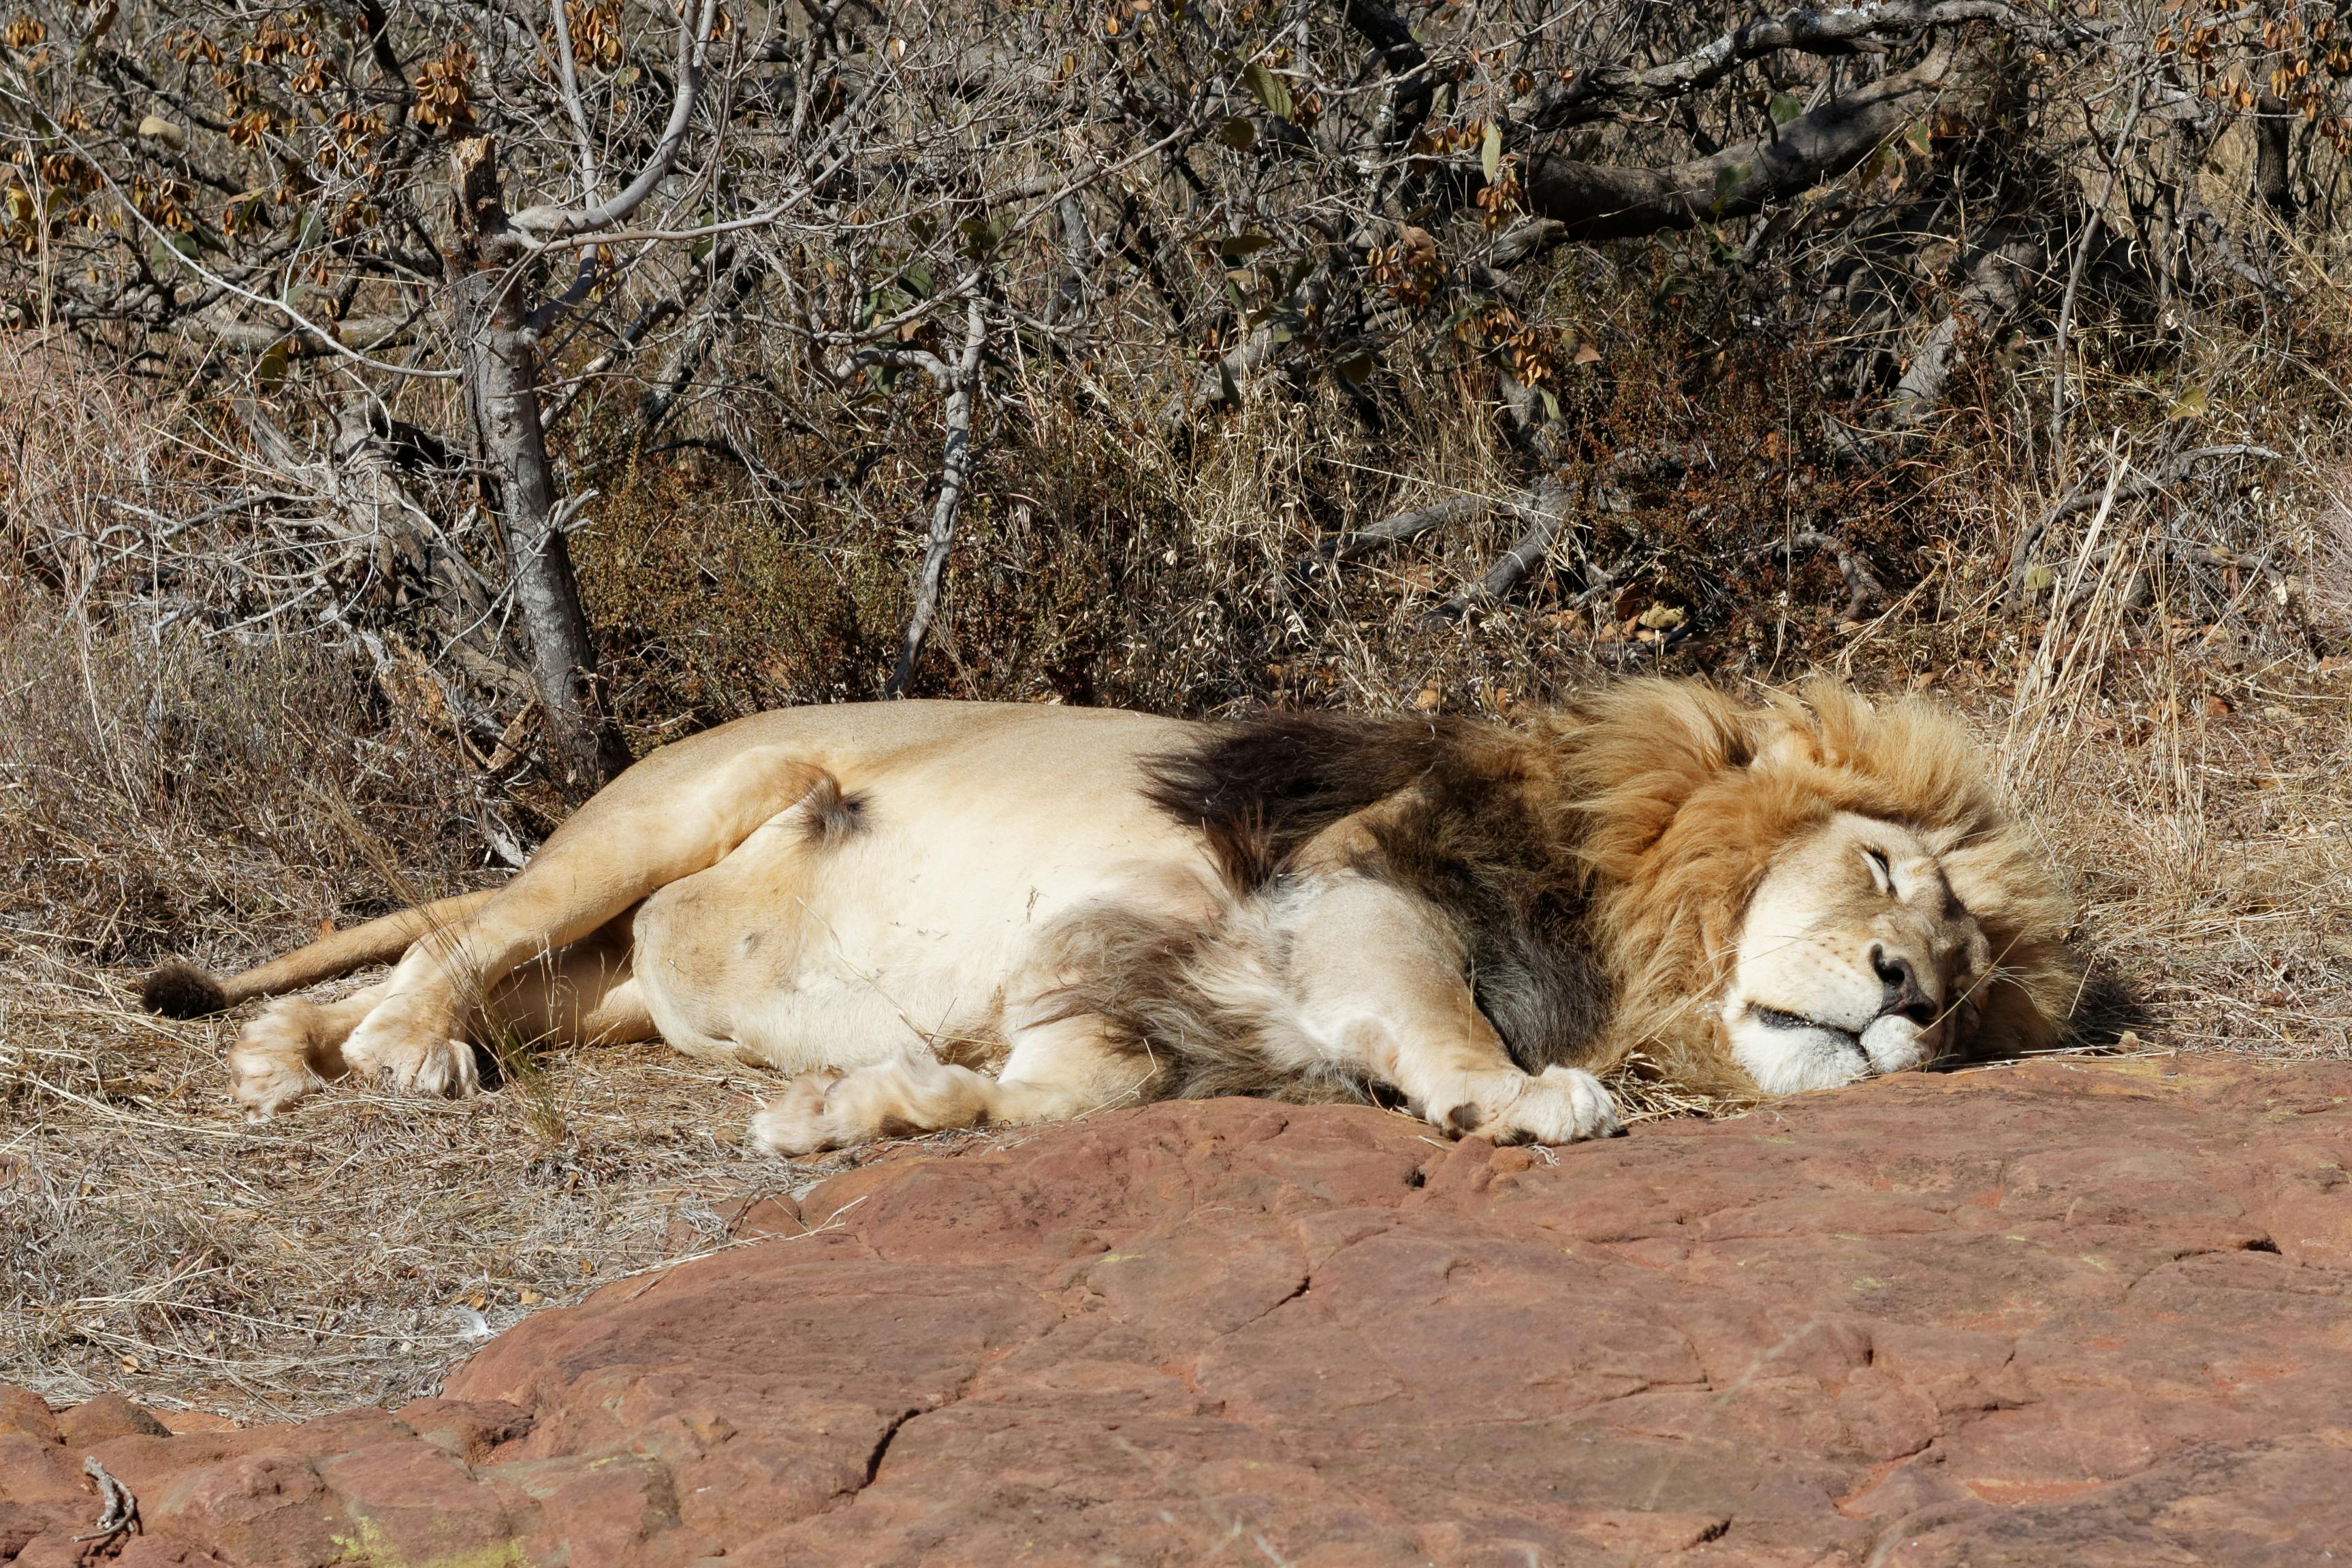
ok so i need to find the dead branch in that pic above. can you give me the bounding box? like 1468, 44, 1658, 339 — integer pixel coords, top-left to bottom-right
885, 293, 990, 698
1787, 529, 1889, 622
74, 1456, 140, 1543
1510, 1, 2061, 132
1522, 44, 1952, 242
1298, 494, 1485, 577
1420, 480, 1572, 626
1891, 234, 2046, 425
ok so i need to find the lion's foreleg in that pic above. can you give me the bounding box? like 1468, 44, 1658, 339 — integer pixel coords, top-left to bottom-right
1282, 874, 1621, 1145
337, 749, 834, 1097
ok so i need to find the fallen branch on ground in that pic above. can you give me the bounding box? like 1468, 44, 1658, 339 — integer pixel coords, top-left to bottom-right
2003, 445, 2284, 607
1420, 480, 1573, 625
76, 1456, 140, 1543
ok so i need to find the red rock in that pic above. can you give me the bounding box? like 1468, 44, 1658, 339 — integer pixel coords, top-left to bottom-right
6, 1055, 2351, 1565
54, 1392, 168, 1445
0, 1390, 57, 1445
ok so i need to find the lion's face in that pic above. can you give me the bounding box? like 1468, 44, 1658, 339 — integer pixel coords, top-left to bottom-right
1719, 811, 1994, 1095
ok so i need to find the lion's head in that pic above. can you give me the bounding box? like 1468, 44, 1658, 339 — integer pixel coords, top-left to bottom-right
1561, 679, 2079, 1097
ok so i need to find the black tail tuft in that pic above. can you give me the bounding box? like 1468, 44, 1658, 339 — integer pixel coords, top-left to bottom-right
141, 961, 229, 1019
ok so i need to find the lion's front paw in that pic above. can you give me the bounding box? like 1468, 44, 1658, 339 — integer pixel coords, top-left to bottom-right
748, 1070, 849, 1157
343, 1018, 480, 1098
1447, 1066, 1621, 1145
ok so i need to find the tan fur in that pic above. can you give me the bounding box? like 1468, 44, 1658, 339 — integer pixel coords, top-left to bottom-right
146, 684, 2078, 1151
1560, 679, 2076, 1092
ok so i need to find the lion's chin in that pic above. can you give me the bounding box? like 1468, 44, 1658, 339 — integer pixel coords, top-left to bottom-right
1728, 1008, 1937, 1095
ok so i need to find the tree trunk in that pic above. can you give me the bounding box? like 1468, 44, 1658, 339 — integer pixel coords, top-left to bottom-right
2254, 93, 2296, 222
447, 135, 633, 794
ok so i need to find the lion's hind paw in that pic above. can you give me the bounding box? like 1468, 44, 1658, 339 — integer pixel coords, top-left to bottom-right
748, 1070, 849, 1157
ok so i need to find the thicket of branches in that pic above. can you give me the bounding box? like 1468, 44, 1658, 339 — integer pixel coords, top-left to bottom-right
4, 0, 2347, 816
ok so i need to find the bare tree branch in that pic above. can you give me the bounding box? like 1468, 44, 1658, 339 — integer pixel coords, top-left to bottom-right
1420, 480, 1572, 625
1521, 44, 1953, 241
1510, 1, 2061, 132
507, 0, 721, 240
886, 292, 989, 698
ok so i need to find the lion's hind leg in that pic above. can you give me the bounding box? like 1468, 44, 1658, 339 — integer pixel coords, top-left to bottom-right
337, 748, 835, 1099
748, 1015, 1153, 1157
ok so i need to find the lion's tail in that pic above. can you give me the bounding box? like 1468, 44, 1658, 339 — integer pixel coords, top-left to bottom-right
140, 890, 498, 1019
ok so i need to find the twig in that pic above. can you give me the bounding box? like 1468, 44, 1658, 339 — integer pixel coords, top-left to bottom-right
885, 293, 990, 697
75, 1456, 140, 1543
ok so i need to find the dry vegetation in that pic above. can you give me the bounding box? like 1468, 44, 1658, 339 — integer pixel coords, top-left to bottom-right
4, 0, 2352, 1420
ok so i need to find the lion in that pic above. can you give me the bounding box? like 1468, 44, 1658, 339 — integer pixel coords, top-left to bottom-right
140, 677, 2078, 1153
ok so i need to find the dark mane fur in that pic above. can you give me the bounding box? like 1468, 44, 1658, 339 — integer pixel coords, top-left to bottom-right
1134, 711, 1609, 1076
1141, 711, 1454, 889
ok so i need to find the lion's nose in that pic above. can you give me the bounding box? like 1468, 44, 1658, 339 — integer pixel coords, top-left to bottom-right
1871, 945, 1938, 1025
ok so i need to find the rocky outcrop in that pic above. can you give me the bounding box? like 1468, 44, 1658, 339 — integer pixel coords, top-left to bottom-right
5, 1055, 2349, 1565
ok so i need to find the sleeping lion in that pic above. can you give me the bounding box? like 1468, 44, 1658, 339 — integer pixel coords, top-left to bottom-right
142, 678, 2077, 1151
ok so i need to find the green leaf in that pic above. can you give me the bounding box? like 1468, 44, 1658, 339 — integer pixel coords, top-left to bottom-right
1856, 141, 1896, 190
146, 231, 199, 272
1243, 60, 1293, 121
1709, 161, 1751, 214
2167, 385, 2209, 420
254, 337, 289, 391
956, 215, 1006, 257
2022, 564, 2055, 593
1335, 351, 1376, 383
1538, 388, 1561, 423
1768, 91, 1804, 126
1217, 116, 1257, 151
901, 265, 934, 298
1214, 233, 1275, 263
1480, 120, 1502, 182
1904, 121, 1933, 157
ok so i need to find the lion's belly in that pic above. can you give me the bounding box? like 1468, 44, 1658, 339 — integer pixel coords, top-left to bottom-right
627, 708, 1222, 1075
